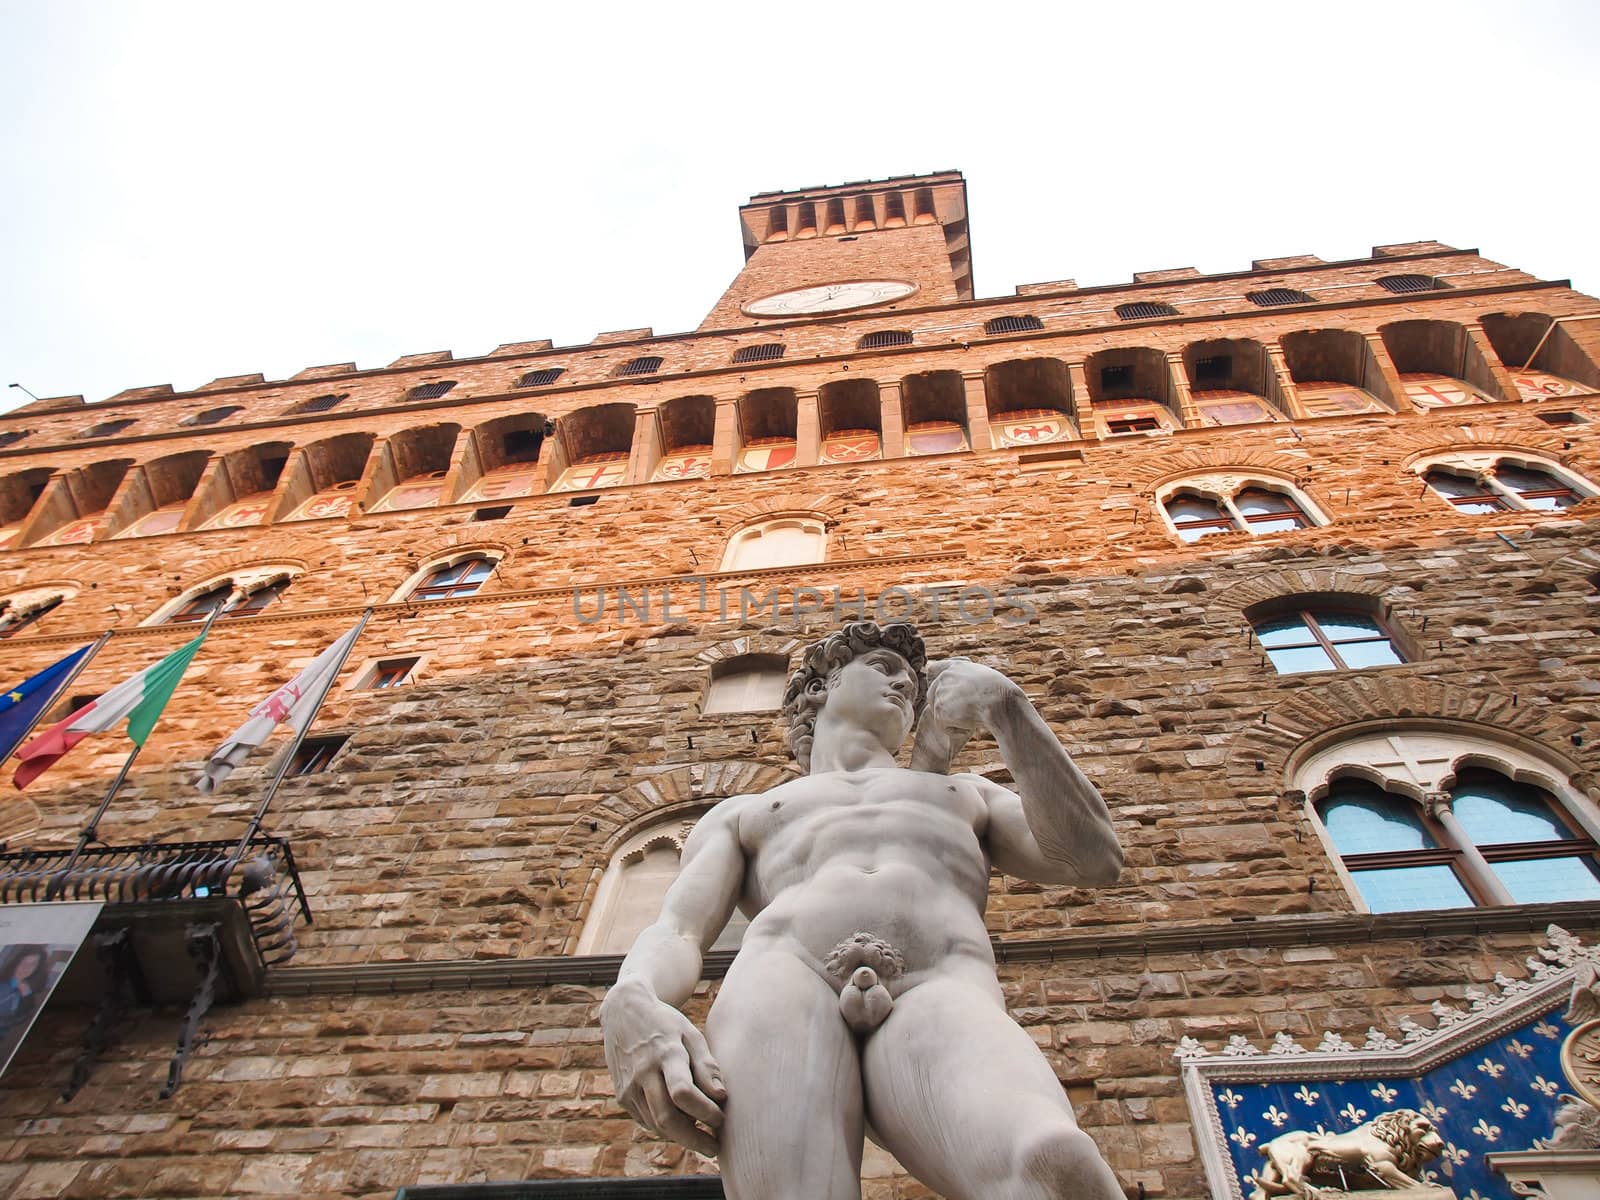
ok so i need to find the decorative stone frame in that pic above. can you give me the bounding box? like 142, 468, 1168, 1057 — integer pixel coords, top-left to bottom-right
560, 762, 796, 955
718, 514, 829, 573
143, 563, 302, 626
1287, 721, 1600, 916
1153, 471, 1326, 543
0, 583, 78, 637
1410, 449, 1597, 512
1175, 925, 1600, 1200
695, 635, 802, 717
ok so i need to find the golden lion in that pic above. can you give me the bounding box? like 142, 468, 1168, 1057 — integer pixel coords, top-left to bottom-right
1249, 1108, 1446, 1199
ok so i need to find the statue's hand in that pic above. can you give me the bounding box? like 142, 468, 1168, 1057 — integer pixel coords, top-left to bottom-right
600, 978, 725, 1156
911, 658, 1023, 774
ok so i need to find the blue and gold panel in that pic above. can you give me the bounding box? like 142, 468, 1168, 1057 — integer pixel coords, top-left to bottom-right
1209, 1013, 1569, 1200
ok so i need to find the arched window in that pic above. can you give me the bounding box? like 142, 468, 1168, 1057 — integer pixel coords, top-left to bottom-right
403, 554, 496, 602
576, 812, 748, 955
1115, 301, 1178, 320
984, 315, 1043, 335
0, 430, 29, 449
719, 517, 827, 572
517, 368, 565, 388
182, 406, 244, 427
79, 419, 136, 440
1376, 274, 1447, 294
1318, 772, 1600, 913
1293, 728, 1600, 914
858, 330, 912, 350
1159, 476, 1318, 542
1420, 456, 1591, 514
163, 575, 292, 625
1245, 288, 1312, 307
732, 344, 785, 364
1252, 606, 1405, 674
615, 356, 663, 378
705, 654, 789, 714
289, 394, 346, 415
405, 381, 457, 401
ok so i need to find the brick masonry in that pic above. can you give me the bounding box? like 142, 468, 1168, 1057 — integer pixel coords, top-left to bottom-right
1, 171, 1599, 1198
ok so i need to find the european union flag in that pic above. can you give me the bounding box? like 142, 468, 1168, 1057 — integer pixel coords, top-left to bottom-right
0, 645, 94, 764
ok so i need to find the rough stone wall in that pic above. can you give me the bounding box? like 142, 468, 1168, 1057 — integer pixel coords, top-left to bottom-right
1, 223, 1599, 1199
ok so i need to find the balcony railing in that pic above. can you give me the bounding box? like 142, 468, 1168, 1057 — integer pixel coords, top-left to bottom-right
0, 835, 311, 966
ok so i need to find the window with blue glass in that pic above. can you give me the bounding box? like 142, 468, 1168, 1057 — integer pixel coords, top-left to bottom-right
1254, 608, 1405, 674
1318, 771, 1600, 913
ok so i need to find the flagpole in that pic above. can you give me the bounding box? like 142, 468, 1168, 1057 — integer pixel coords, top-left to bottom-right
2, 629, 114, 761
229, 607, 373, 866
45, 603, 229, 901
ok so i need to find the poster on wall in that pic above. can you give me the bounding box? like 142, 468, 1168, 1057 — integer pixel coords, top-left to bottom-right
0, 901, 103, 1077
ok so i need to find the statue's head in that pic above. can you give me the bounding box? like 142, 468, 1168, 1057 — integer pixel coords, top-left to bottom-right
783, 621, 928, 772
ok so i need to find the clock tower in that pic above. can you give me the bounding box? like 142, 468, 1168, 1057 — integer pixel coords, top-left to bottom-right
699, 171, 973, 331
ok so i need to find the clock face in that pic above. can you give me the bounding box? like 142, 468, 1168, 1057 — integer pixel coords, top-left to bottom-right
744, 280, 917, 317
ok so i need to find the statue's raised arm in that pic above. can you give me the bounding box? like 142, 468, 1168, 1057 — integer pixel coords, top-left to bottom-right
912, 657, 1123, 887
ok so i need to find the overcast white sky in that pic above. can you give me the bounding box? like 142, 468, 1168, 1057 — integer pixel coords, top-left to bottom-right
2, 1, 1596, 415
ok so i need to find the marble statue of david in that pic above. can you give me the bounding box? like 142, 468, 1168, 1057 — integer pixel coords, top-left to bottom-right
600, 621, 1126, 1199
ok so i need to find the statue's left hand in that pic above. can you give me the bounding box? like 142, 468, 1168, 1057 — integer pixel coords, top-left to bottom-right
911, 658, 1022, 774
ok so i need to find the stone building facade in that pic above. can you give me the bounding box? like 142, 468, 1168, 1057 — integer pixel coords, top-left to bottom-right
0, 170, 1598, 1198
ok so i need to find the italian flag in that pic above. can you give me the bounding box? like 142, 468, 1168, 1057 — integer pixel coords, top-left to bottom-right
12, 631, 208, 790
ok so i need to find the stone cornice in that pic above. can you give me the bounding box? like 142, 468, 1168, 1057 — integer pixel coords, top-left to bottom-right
264, 900, 1600, 997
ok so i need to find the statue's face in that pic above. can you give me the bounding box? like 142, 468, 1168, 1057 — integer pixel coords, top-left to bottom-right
823, 649, 918, 749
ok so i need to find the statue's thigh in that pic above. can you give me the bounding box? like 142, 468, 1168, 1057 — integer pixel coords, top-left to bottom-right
707, 951, 864, 1200
860, 976, 1087, 1197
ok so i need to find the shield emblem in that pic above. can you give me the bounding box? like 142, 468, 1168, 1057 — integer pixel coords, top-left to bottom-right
1512, 371, 1583, 401
995, 409, 1068, 447
736, 439, 797, 473
906, 421, 969, 456
653, 445, 713, 482
552, 453, 629, 492
462, 465, 540, 503
820, 429, 881, 463
1401, 373, 1480, 408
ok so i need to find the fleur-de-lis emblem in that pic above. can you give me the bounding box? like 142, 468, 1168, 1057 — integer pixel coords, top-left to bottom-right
1420, 1099, 1449, 1122
1338, 1102, 1368, 1125
1293, 1084, 1320, 1106
1532, 1075, 1561, 1097
1535, 1020, 1561, 1039
1441, 1142, 1470, 1166
1450, 1078, 1479, 1100
1230, 1126, 1257, 1148
1471, 1118, 1502, 1143
1218, 1088, 1243, 1110
1370, 1083, 1398, 1104
1506, 1038, 1533, 1059
1263, 1105, 1288, 1128
1501, 1097, 1530, 1120
1477, 1058, 1506, 1079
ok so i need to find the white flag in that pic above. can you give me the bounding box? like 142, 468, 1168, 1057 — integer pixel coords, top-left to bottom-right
196, 622, 363, 793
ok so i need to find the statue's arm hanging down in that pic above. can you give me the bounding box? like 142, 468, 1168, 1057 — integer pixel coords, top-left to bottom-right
914, 657, 1122, 887
599, 803, 743, 1157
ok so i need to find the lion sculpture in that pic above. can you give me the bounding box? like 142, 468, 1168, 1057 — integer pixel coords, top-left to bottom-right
1249, 1108, 1446, 1199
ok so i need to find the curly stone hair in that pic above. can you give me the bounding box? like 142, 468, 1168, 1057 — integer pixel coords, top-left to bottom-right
782, 621, 928, 772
